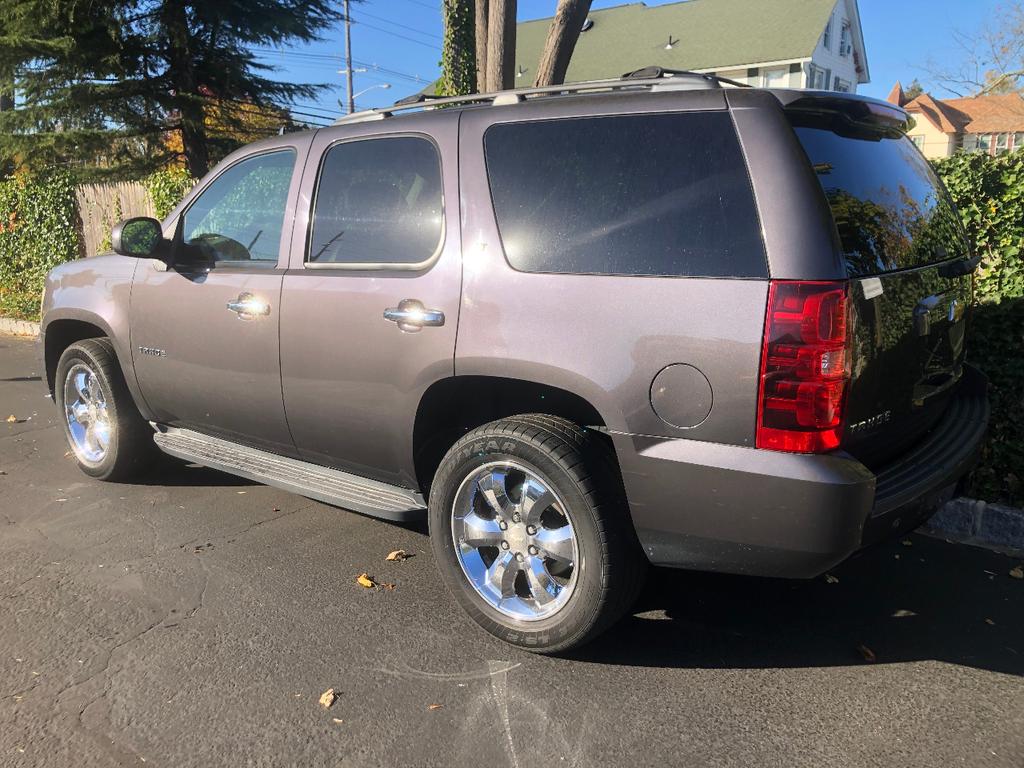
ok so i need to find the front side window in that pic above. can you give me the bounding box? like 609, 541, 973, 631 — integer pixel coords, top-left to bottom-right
181, 150, 296, 263
484, 112, 767, 278
308, 136, 443, 266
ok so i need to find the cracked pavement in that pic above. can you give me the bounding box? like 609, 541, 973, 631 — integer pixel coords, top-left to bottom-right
1, 334, 1023, 767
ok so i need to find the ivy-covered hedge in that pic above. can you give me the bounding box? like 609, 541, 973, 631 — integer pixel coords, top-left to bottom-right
933, 152, 1024, 505
0, 172, 80, 320
0, 168, 196, 321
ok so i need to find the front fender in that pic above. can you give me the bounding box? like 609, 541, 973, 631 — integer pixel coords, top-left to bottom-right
40, 255, 152, 419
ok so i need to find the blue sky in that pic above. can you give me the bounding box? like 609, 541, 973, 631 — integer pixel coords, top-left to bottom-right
256, 0, 1004, 124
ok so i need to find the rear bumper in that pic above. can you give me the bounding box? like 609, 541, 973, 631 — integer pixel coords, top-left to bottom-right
614, 364, 989, 578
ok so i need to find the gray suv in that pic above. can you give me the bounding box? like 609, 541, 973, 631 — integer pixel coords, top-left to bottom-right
40, 71, 989, 652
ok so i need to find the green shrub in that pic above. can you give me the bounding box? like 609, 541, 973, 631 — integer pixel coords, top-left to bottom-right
0, 172, 81, 321
145, 167, 196, 220
933, 152, 1024, 505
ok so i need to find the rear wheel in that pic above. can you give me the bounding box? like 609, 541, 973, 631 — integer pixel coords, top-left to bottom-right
55, 339, 157, 481
429, 415, 646, 653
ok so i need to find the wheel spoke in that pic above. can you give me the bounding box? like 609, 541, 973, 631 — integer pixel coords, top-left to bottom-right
520, 478, 556, 526
476, 469, 514, 521
458, 511, 504, 549
485, 550, 519, 599
74, 371, 91, 403
523, 557, 559, 606
533, 525, 575, 564
92, 420, 111, 451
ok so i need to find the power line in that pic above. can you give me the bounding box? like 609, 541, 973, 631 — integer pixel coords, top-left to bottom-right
351, 20, 442, 51
354, 9, 442, 40
395, 0, 438, 10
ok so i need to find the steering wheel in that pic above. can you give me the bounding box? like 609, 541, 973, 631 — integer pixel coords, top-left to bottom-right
187, 232, 252, 261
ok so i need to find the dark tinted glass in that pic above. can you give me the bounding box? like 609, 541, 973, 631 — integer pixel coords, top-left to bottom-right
792, 122, 969, 276
182, 150, 295, 263
483, 112, 766, 277
309, 137, 443, 265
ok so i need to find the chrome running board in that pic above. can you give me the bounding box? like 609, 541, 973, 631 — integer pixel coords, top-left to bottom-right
152, 426, 426, 522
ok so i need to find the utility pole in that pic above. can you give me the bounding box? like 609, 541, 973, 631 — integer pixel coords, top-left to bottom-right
344, 0, 354, 113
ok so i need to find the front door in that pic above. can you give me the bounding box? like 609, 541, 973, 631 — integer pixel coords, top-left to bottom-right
279, 119, 462, 489
130, 143, 308, 454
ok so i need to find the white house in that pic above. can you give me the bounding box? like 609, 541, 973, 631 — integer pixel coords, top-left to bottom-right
510, 0, 869, 93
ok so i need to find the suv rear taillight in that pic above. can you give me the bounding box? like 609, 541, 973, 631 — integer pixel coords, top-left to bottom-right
756, 280, 851, 453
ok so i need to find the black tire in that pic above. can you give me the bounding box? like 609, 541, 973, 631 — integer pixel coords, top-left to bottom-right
428, 414, 647, 653
55, 338, 158, 481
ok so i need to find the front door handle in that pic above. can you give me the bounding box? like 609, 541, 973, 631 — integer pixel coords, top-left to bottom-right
226, 292, 271, 318
383, 299, 445, 333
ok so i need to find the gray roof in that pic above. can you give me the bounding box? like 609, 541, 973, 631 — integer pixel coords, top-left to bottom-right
514, 0, 837, 82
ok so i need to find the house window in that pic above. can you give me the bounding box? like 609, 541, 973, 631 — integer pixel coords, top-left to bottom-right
1015, 133, 1024, 151
762, 68, 789, 88
834, 78, 851, 93
808, 64, 831, 90
977, 134, 991, 153
995, 133, 1010, 154
839, 21, 852, 57
910, 135, 925, 149
823, 15, 833, 50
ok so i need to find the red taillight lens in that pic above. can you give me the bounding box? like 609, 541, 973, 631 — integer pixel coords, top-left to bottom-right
756, 281, 851, 453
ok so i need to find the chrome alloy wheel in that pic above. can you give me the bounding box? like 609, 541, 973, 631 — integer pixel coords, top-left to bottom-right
63, 363, 112, 465
451, 461, 579, 621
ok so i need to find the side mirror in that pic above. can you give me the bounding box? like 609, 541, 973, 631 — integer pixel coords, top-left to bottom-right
111, 217, 164, 258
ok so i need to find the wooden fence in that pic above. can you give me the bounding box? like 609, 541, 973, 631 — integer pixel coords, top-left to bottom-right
75, 181, 156, 257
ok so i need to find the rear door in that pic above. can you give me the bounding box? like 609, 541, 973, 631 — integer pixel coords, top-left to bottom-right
789, 111, 973, 466
278, 116, 461, 490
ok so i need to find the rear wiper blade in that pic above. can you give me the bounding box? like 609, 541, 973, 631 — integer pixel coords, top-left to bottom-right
937, 254, 981, 278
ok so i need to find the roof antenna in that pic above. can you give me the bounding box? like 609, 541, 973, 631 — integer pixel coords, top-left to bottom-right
664, 35, 677, 50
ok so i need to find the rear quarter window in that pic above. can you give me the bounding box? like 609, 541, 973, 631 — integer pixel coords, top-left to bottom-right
483, 112, 767, 278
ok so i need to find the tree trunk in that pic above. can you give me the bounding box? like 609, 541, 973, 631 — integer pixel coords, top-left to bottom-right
534, 0, 591, 87
162, 0, 209, 177
485, 0, 516, 91
474, 0, 489, 93
439, 0, 477, 96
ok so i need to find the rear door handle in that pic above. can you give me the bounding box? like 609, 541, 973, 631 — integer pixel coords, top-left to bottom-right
383, 299, 445, 333
226, 292, 271, 318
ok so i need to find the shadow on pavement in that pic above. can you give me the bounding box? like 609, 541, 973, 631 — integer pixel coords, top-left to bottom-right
572, 535, 1023, 676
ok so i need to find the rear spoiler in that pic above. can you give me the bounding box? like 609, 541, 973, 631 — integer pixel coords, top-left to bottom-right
771, 90, 910, 135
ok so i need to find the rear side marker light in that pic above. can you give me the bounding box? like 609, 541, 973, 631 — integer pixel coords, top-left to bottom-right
756, 280, 851, 453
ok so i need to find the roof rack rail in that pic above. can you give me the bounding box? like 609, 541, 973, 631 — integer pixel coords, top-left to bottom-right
332, 66, 748, 126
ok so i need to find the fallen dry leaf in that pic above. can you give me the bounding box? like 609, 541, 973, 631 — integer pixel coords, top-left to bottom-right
824, 574, 839, 584
319, 688, 336, 709
331, 717, 344, 724
356, 573, 376, 588
891, 609, 917, 618
1010, 566, 1023, 580
985, 618, 996, 626
6, 415, 17, 423
428, 703, 443, 711
900, 539, 913, 547
856, 644, 877, 663
385, 549, 410, 562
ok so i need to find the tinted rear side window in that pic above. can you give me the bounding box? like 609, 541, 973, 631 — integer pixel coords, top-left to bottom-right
483, 112, 766, 278
791, 120, 968, 276
308, 136, 443, 266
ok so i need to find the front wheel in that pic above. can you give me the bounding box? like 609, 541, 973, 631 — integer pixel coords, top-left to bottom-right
428, 415, 646, 653
55, 338, 158, 481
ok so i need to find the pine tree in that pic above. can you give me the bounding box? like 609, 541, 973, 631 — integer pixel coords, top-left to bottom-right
0, 0, 342, 179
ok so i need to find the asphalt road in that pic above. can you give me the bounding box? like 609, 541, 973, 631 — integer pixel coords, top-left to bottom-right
2, 333, 1023, 768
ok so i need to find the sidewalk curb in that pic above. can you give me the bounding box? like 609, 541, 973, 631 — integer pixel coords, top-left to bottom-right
0, 317, 40, 337
923, 497, 1024, 556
